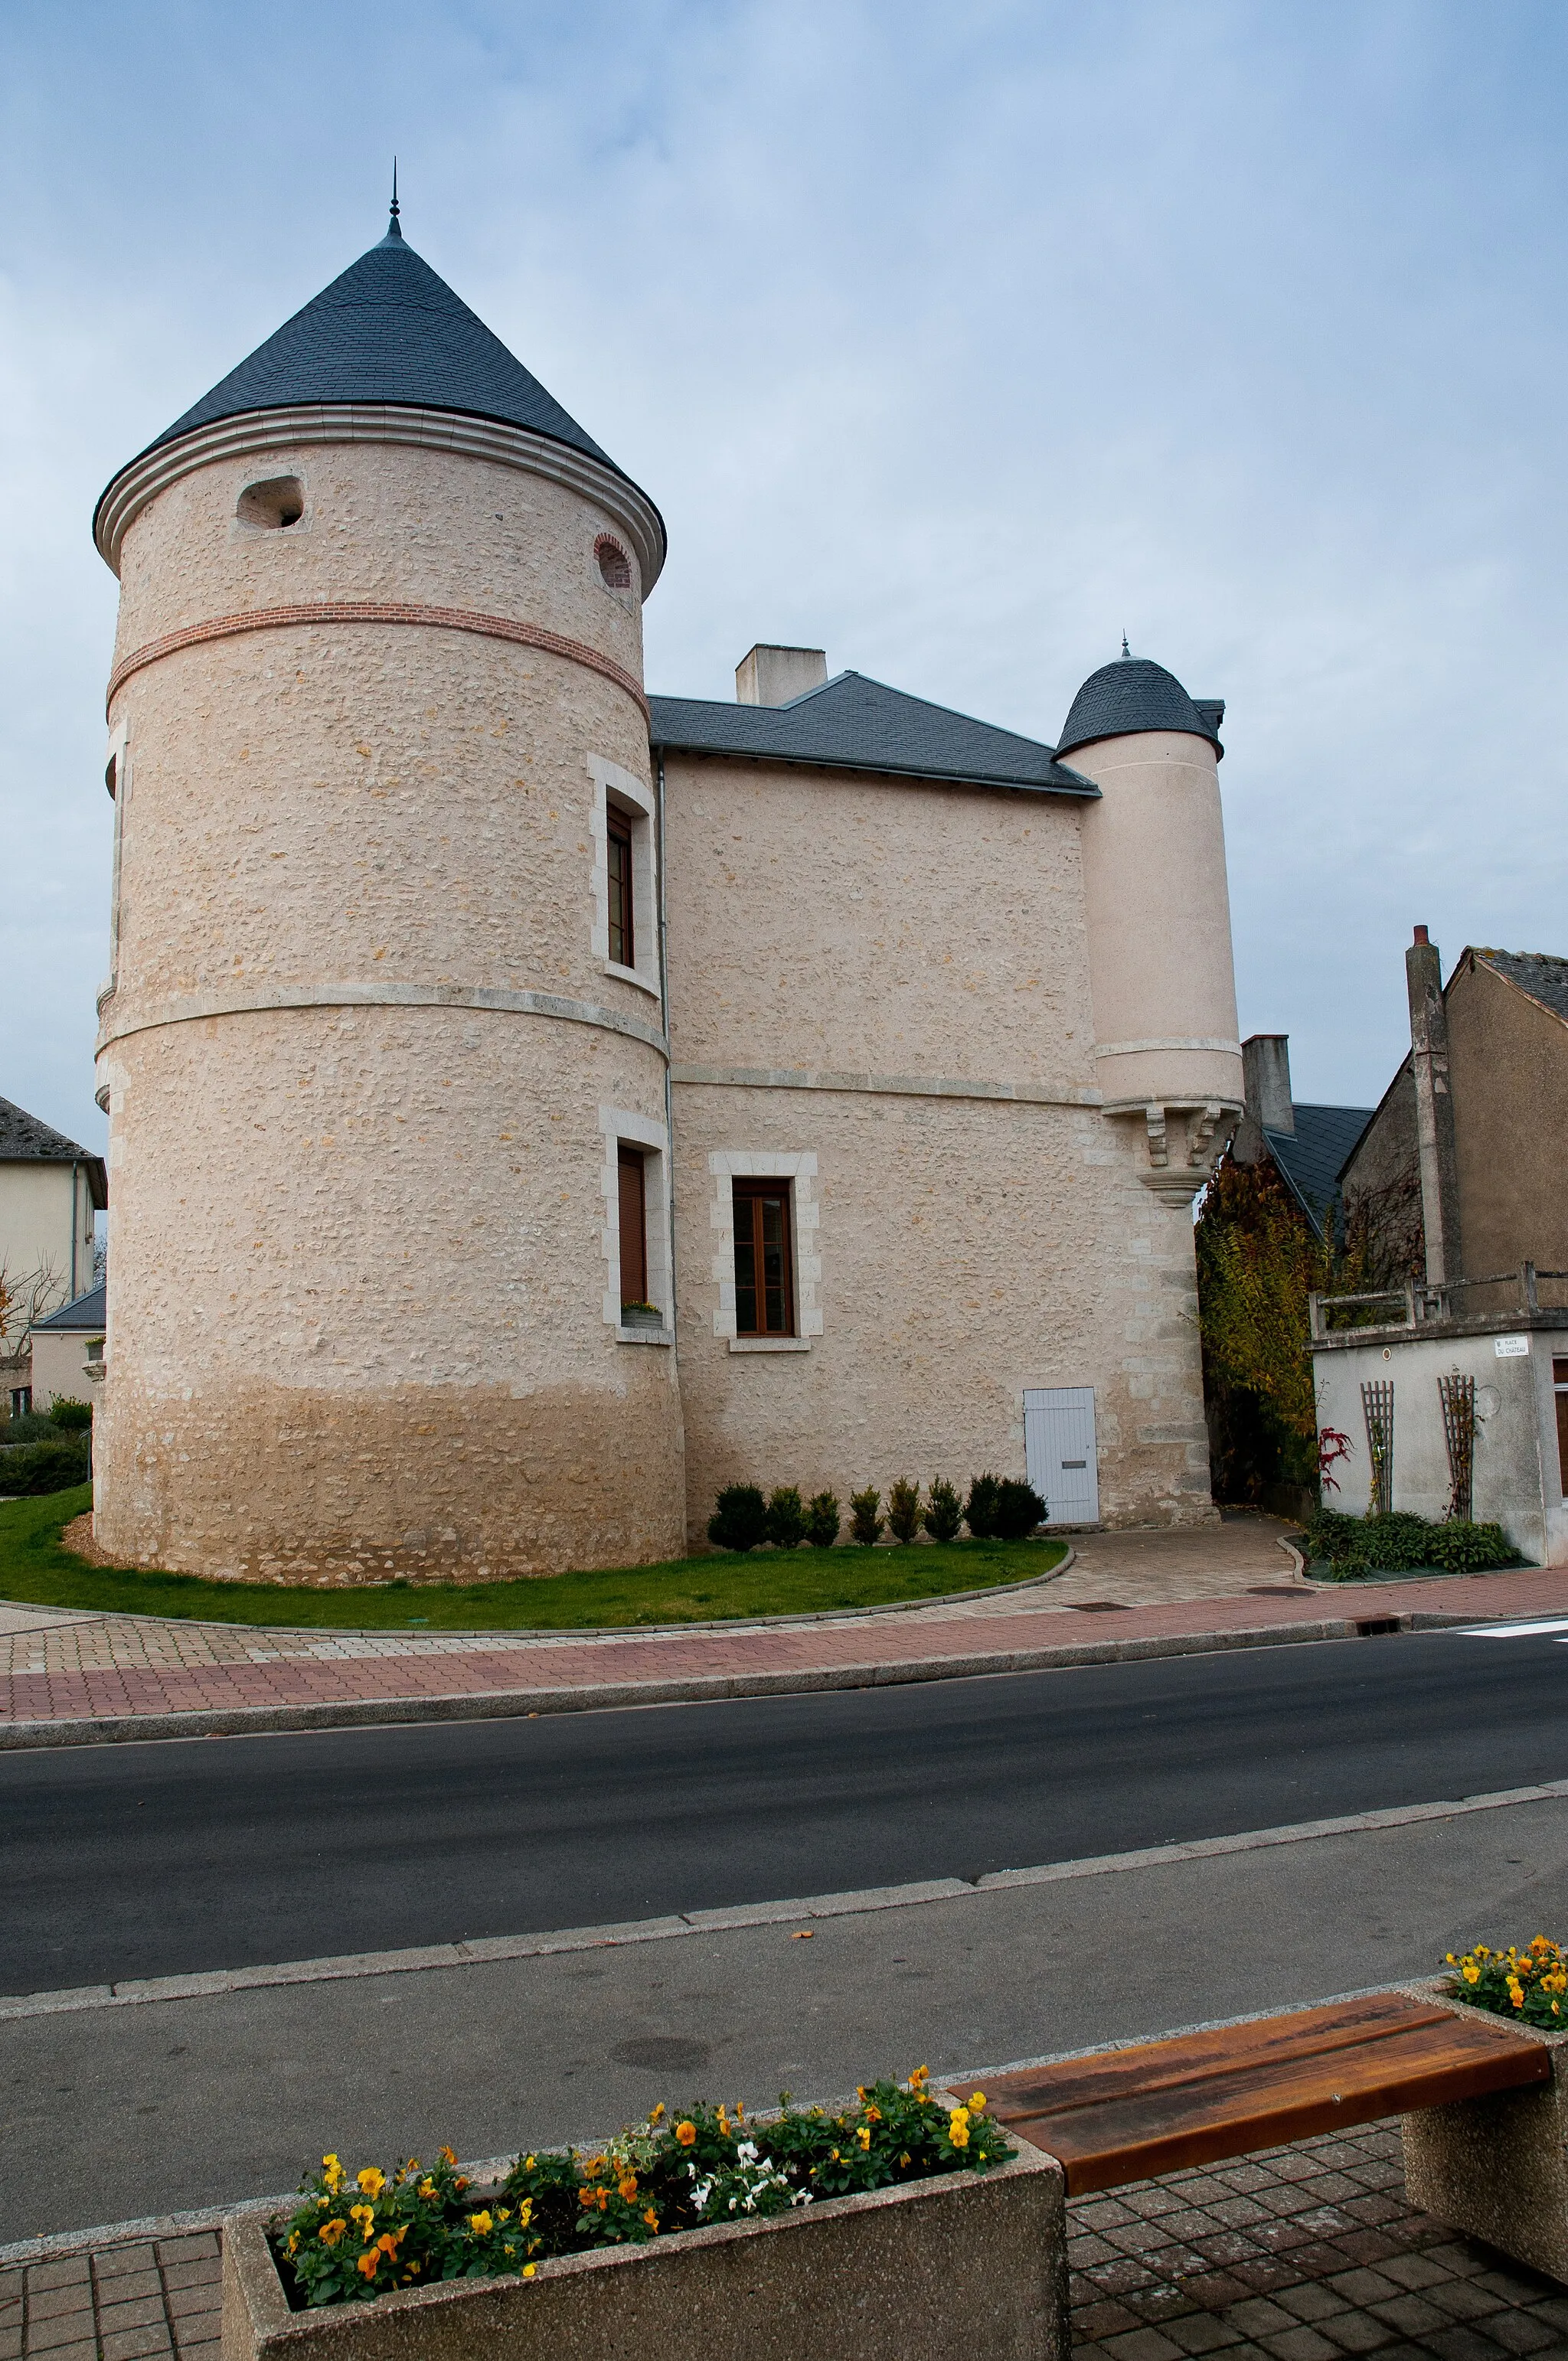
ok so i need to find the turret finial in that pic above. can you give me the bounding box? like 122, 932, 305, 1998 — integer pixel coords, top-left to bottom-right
1120, 632, 1131, 659
387, 158, 403, 240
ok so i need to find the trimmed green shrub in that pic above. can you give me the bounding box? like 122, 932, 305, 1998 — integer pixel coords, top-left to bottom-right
805, 1490, 841, 1548
2, 1412, 60, 1444
850, 1487, 884, 1546
708, 1484, 768, 1553
1302, 1504, 1523, 1577
47, 1398, 93, 1433
964, 1473, 1001, 1540
765, 1484, 806, 1550
993, 1478, 1047, 1540
886, 1478, 922, 1544
0, 1440, 90, 1495
923, 1476, 963, 1545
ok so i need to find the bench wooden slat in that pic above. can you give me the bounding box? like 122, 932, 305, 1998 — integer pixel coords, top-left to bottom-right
981, 1996, 1549, 2195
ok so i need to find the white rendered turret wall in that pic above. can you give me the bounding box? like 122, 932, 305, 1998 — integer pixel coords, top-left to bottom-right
93, 426, 685, 1579
1073, 728, 1244, 1121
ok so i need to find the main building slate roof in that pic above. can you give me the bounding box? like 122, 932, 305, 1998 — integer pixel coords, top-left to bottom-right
1266, 1103, 1374, 1238
1056, 655, 1223, 761
118, 214, 644, 498
648, 671, 1098, 796
0, 1097, 107, 1205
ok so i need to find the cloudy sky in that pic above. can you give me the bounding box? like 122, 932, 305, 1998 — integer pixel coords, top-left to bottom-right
4, 0, 1565, 1159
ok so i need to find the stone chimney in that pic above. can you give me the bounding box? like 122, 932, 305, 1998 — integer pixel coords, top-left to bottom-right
1406, 924, 1462, 1287
736, 645, 828, 707
1231, 1034, 1294, 1164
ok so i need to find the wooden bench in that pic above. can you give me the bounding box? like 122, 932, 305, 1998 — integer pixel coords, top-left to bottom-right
974, 1987, 1567, 2291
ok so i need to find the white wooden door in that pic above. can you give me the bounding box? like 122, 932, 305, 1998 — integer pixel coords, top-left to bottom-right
1023, 1386, 1099, 1524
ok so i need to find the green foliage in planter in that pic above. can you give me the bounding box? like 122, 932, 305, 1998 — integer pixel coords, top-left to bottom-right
964, 1473, 1001, 1540
47, 1397, 93, 1432
849, 1486, 884, 1546
707, 1484, 768, 1553
273, 2071, 1014, 2307
804, 1490, 841, 1549
1302, 1504, 1522, 1577
923, 1476, 962, 1545
993, 1478, 1047, 1540
1443, 1936, 1566, 2030
765, 1485, 806, 1550
0, 1439, 90, 1494
886, 1477, 921, 1543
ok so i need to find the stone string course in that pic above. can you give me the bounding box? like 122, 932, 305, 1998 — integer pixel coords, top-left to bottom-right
105, 601, 650, 719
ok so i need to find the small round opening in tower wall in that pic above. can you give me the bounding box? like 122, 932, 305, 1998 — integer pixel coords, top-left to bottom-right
596, 534, 632, 592
237, 475, 305, 530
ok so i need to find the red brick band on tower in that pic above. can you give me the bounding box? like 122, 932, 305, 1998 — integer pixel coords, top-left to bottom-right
106, 599, 651, 720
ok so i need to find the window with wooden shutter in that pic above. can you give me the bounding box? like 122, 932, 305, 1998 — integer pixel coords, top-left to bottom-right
732, 1180, 795, 1336
618, 1147, 648, 1308
606, 808, 634, 969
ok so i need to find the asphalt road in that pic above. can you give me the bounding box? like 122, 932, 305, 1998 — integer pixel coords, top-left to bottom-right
4, 1627, 1565, 1996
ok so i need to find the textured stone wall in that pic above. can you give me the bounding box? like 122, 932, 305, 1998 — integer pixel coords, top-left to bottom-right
95, 438, 683, 1578
662, 756, 1215, 1537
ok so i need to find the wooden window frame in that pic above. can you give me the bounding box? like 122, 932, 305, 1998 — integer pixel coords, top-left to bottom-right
732, 1178, 796, 1337
1554, 1357, 1568, 1503
606, 806, 635, 971
618, 1145, 648, 1310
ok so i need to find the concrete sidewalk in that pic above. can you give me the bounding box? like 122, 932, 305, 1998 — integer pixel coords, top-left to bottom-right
4, 1518, 1566, 1746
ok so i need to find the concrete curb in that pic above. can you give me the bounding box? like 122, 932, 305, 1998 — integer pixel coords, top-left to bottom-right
5, 1777, 1563, 2028
0, 1598, 1532, 1750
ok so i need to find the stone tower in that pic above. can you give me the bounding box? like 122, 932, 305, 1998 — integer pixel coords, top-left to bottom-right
1056, 653, 1244, 1201
91, 206, 685, 1579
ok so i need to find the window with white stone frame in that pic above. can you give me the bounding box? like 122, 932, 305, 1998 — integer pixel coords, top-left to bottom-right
586, 755, 659, 1003
599, 1105, 672, 1342
707, 1151, 822, 1354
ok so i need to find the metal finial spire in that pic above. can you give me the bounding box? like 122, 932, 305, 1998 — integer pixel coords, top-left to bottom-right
387, 158, 403, 239
1120, 632, 1131, 659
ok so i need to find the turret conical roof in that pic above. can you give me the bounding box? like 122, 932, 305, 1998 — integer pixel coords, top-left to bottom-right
1055, 654, 1222, 760
148, 221, 619, 469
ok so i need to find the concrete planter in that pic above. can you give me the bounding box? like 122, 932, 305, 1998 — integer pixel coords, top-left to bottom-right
221, 2132, 1068, 2361
618, 1305, 665, 1334
1397, 1975, 1568, 2283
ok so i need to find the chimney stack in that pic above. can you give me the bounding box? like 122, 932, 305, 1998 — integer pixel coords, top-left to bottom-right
1242, 1035, 1295, 1135
736, 645, 828, 707
1405, 925, 1462, 1287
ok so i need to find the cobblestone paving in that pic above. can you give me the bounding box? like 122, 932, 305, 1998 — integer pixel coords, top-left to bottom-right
0, 2233, 220, 2361
1070, 2126, 1568, 2361
4, 2131, 1564, 2359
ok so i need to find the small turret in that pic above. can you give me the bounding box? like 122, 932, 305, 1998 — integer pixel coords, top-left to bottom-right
1060, 648, 1243, 1200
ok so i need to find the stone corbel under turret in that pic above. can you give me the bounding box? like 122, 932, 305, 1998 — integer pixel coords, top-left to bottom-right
1102, 1099, 1241, 1204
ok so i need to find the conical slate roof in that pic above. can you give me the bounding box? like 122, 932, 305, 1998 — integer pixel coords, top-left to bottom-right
1055, 654, 1222, 760
145, 217, 621, 475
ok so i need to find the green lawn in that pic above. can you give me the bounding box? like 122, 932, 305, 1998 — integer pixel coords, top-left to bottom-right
0, 1486, 1067, 1631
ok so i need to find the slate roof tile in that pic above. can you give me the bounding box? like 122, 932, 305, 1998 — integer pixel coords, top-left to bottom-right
648, 671, 1096, 796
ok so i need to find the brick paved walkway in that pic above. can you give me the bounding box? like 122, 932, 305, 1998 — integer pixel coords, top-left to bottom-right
6, 2129, 1565, 2359
3, 1520, 1566, 1735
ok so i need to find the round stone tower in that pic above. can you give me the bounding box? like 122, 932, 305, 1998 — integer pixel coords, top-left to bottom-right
1057, 651, 1243, 1201
91, 205, 685, 1579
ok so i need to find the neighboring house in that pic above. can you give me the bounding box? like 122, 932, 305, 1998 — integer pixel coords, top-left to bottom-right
87, 204, 1249, 1582
29, 1282, 106, 1415
1228, 1034, 1372, 1241
0, 1098, 107, 1414
1312, 930, 1568, 1565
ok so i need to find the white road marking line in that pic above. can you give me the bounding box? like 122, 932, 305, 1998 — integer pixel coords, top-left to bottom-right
1452, 1618, 1568, 1638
